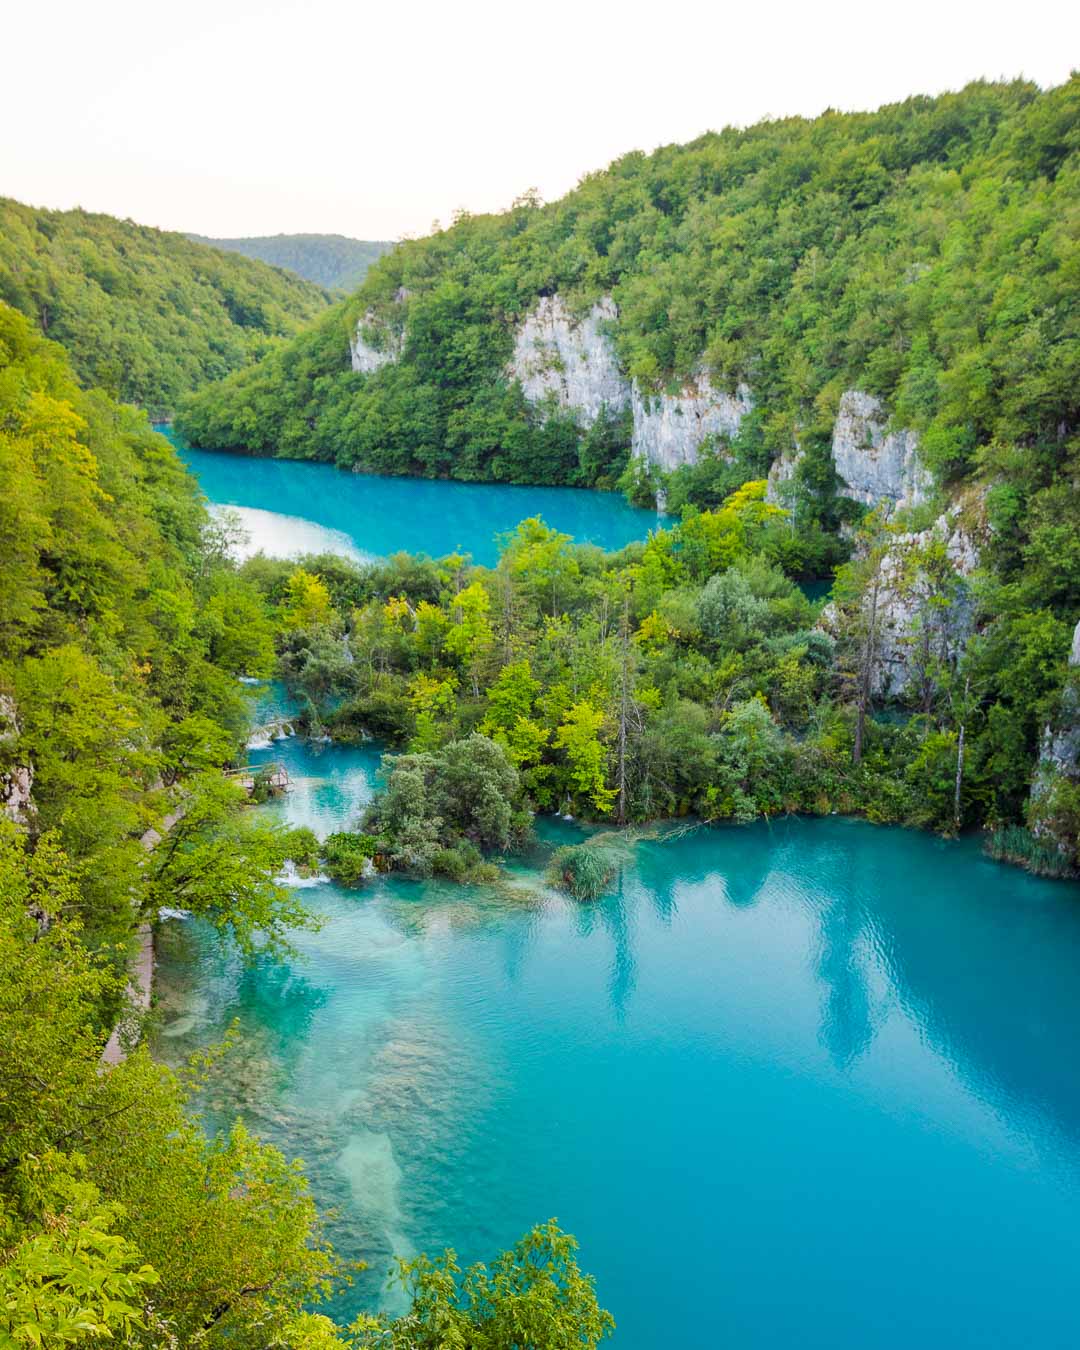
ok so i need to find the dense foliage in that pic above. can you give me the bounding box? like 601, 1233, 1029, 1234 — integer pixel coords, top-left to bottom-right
0, 304, 611, 1344
251, 470, 1077, 875
188, 233, 394, 292
0, 199, 329, 412
180, 78, 1079, 518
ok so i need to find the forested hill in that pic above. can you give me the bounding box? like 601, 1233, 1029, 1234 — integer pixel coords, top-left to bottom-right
0, 198, 331, 412
188, 232, 394, 291
178, 77, 1078, 505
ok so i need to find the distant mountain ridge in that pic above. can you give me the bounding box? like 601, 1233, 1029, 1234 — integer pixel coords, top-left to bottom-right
0, 197, 330, 413
188, 232, 394, 291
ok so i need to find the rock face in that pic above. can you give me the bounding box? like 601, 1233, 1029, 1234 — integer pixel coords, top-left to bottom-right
507, 296, 628, 426
350, 312, 403, 374
765, 443, 804, 506
1033, 619, 1080, 787
508, 294, 752, 473
819, 510, 981, 699
0, 695, 33, 825
351, 298, 410, 375
871, 512, 979, 699
832, 390, 931, 512
631, 375, 753, 472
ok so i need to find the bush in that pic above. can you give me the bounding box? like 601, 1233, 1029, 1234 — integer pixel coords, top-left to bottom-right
985, 824, 1077, 880
547, 843, 617, 901
320, 831, 380, 886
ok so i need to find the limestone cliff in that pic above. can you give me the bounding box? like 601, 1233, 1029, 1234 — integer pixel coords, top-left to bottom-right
0, 695, 33, 825
1030, 620, 1080, 840
832, 390, 931, 512
631, 375, 753, 472
507, 295, 752, 471
507, 296, 628, 425
819, 509, 981, 700
350, 313, 403, 373
350, 290, 409, 374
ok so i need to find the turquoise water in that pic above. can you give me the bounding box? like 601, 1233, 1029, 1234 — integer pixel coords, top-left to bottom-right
171, 439, 660, 566
156, 455, 1080, 1347
155, 730, 1080, 1349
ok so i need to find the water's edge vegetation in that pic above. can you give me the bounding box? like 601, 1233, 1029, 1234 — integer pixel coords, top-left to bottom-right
0, 307, 612, 1347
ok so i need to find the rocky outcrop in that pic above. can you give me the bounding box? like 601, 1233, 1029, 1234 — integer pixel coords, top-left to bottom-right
0, 695, 33, 825
508, 295, 752, 474
871, 512, 979, 699
765, 444, 804, 506
819, 509, 981, 699
507, 296, 628, 425
1043, 621, 1080, 778
350, 312, 403, 374
631, 375, 753, 472
832, 390, 931, 513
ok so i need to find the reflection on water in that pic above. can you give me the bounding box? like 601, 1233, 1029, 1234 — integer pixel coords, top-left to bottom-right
173, 438, 659, 567
154, 729, 1080, 1349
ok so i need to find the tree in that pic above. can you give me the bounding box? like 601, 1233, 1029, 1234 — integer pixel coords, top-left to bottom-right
555, 702, 615, 814
350, 1221, 614, 1349
282, 568, 334, 630
143, 774, 318, 957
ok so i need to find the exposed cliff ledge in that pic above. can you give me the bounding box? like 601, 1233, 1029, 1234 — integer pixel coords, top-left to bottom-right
350, 290, 409, 374
0, 695, 33, 825
350, 312, 403, 374
631, 375, 753, 472
507, 295, 752, 471
765, 443, 804, 506
819, 509, 981, 700
507, 296, 628, 425
832, 390, 931, 512
1030, 620, 1080, 828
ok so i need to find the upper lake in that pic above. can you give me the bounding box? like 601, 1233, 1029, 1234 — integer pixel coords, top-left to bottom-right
172, 439, 660, 565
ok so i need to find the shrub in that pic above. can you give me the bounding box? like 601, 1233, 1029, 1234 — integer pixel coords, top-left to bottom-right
320, 832, 380, 886
547, 843, 616, 901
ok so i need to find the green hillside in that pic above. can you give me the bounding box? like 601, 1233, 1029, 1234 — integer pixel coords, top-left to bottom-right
0, 198, 331, 413
178, 77, 1078, 513
188, 232, 394, 291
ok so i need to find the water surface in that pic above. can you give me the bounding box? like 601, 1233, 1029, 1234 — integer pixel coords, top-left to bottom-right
156, 731, 1080, 1350
172, 438, 659, 566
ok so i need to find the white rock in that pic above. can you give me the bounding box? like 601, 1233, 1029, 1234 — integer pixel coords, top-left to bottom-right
832, 390, 931, 512
0, 695, 33, 825
631, 374, 753, 473
350, 311, 403, 374
508, 296, 629, 425
765, 443, 804, 506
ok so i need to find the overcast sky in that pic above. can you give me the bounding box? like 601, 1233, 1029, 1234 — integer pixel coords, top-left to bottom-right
4, 0, 1076, 242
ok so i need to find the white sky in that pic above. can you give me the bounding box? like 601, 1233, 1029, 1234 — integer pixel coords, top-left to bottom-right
3, 0, 1076, 242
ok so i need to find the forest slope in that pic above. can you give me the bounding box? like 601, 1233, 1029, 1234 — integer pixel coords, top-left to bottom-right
188, 231, 394, 290
0, 198, 330, 412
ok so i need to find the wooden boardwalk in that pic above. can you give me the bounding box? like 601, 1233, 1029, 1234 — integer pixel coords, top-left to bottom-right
224, 761, 291, 795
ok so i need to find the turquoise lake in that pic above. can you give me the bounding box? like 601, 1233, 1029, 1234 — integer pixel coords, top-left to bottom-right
172, 439, 660, 566
155, 449, 1080, 1348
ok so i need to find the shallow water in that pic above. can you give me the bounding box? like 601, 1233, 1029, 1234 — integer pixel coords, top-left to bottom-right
155, 730, 1080, 1349
157, 453, 1080, 1347
171, 437, 660, 566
